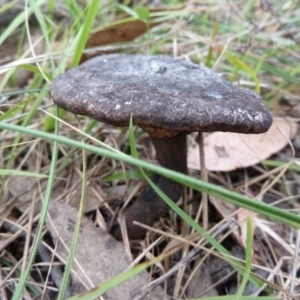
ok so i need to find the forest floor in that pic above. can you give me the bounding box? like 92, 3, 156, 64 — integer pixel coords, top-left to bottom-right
0, 1, 300, 299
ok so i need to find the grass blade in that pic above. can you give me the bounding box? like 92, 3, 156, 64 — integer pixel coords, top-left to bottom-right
1, 121, 300, 229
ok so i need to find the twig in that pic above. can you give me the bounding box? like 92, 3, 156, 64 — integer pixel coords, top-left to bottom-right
1, 221, 72, 297
0, 262, 8, 300
133, 219, 234, 300
198, 132, 208, 230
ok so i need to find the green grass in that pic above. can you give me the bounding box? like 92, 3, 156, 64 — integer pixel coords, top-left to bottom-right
1, 0, 299, 299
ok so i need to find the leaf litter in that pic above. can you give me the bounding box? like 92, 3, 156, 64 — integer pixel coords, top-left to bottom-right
1, 1, 300, 299
188, 119, 298, 171
46, 200, 167, 300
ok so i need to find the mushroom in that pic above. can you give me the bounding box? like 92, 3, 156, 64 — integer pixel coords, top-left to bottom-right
51, 54, 272, 239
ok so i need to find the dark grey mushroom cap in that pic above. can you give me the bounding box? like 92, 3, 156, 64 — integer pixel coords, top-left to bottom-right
51, 54, 272, 134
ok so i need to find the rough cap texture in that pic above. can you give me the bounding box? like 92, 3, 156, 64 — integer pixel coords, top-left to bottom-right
51, 54, 272, 133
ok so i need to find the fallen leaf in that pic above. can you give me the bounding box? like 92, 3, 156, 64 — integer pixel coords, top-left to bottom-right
229, 268, 269, 295
210, 191, 258, 261
209, 195, 240, 243
52, 175, 106, 214
188, 119, 297, 171
187, 263, 218, 297
46, 201, 167, 300
80, 19, 158, 63
5, 175, 43, 214
86, 20, 154, 47
187, 246, 245, 297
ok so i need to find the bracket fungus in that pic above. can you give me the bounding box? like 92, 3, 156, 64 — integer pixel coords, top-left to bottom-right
51, 54, 272, 239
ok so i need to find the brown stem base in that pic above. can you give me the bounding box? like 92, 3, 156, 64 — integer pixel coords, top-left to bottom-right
112, 175, 183, 240
111, 133, 187, 240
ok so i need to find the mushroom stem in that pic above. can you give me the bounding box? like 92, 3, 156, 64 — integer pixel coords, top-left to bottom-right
150, 133, 187, 174
113, 134, 187, 240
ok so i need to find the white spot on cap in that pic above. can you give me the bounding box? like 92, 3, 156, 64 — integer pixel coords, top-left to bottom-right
206, 91, 223, 100
125, 97, 133, 105
115, 104, 121, 110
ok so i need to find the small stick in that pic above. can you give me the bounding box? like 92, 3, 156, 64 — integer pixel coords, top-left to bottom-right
198, 132, 208, 230
1, 221, 72, 297
0, 262, 8, 300
133, 219, 234, 300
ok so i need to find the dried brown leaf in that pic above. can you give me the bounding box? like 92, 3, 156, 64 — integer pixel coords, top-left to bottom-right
209, 195, 240, 242
46, 201, 167, 300
87, 20, 154, 47
81, 20, 158, 62
187, 263, 218, 297
52, 178, 106, 214
188, 119, 297, 171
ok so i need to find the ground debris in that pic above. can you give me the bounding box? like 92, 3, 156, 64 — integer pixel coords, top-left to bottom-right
46, 200, 168, 300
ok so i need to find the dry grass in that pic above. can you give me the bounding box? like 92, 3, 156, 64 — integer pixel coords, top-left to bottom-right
0, 0, 300, 299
